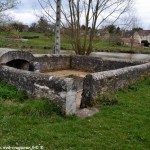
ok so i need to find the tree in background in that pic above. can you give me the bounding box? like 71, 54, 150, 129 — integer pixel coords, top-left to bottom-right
128, 15, 141, 50
0, 0, 19, 24
28, 23, 38, 32
9, 21, 25, 32
37, 17, 50, 33
37, 0, 133, 55
28, 17, 55, 37
103, 24, 121, 45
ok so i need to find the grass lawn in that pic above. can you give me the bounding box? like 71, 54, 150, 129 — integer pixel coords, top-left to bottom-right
0, 76, 150, 149
0, 31, 150, 54
0, 32, 72, 53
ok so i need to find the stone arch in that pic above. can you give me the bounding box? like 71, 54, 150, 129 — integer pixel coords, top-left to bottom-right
6, 59, 30, 70
0, 48, 35, 70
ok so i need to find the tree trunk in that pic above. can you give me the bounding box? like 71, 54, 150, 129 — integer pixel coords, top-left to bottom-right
54, 0, 61, 54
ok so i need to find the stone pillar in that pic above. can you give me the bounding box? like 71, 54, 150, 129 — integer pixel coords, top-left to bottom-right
54, 0, 61, 54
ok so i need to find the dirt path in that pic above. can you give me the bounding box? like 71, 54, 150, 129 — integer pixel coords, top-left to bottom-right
44, 69, 90, 77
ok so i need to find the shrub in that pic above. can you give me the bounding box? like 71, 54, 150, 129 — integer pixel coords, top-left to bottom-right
22, 36, 39, 39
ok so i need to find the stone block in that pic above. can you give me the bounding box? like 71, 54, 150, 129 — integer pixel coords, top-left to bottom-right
0, 66, 77, 115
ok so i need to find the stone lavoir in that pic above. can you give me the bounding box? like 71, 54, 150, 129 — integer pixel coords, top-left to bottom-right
0, 48, 150, 114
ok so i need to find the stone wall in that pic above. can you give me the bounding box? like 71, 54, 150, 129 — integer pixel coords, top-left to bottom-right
71, 55, 143, 72
81, 62, 150, 107
0, 66, 77, 115
32, 55, 144, 73
0, 52, 150, 113
34, 55, 70, 72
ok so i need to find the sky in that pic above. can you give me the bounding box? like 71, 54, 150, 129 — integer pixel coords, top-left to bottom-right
7, 0, 150, 29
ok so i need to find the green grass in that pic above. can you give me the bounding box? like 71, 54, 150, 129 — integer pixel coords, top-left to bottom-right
0, 82, 28, 101
0, 31, 72, 53
0, 32, 54, 49
0, 31, 150, 54
0, 76, 150, 149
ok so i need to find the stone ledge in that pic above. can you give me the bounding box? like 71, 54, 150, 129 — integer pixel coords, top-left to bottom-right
0, 66, 77, 115
81, 62, 150, 107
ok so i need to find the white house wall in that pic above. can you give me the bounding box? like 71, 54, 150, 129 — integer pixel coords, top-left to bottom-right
134, 32, 141, 43
140, 35, 150, 43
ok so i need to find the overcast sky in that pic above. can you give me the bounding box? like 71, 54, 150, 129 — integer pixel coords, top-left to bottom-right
8, 0, 150, 29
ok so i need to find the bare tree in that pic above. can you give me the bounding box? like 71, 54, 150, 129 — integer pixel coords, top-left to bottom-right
123, 11, 142, 50
37, 0, 133, 55
130, 17, 139, 50
0, 0, 19, 23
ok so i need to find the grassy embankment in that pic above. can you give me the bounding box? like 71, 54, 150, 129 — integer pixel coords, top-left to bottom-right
0, 32, 72, 54
0, 31, 150, 54
0, 76, 150, 149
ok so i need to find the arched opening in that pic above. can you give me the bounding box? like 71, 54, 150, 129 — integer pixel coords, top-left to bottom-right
6, 59, 30, 70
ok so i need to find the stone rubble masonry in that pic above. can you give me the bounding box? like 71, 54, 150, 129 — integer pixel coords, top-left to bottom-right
0, 49, 150, 114
33, 55, 144, 73
0, 49, 34, 64
34, 55, 71, 72
0, 66, 77, 115
80, 62, 150, 107
71, 55, 143, 72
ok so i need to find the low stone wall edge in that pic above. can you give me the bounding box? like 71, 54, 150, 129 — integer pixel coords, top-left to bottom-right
0, 66, 77, 114
81, 62, 150, 107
